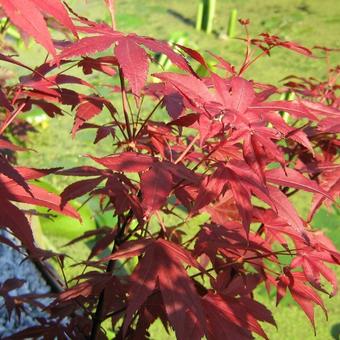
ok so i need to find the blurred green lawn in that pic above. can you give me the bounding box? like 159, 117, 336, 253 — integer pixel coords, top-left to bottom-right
10, 0, 340, 339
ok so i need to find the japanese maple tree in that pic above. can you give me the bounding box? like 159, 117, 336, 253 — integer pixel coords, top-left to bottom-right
0, 1, 339, 339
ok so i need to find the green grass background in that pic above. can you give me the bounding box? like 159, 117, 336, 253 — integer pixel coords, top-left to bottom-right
7, 0, 340, 339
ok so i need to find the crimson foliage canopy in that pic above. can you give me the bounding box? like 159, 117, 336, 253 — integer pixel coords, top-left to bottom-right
0, 1, 339, 339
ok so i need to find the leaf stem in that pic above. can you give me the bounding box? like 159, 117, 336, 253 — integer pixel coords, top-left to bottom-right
0, 101, 26, 135
119, 67, 132, 140
134, 97, 163, 139
175, 135, 199, 164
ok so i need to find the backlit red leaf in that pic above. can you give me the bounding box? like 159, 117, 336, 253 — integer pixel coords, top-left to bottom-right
88, 152, 154, 172
266, 167, 332, 199
72, 98, 104, 137
115, 37, 149, 96
30, 0, 77, 37
60, 176, 105, 208
268, 186, 308, 242
0, 182, 80, 220
141, 163, 173, 214
56, 34, 120, 61
0, 0, 56, 56
0, 196, 36, 252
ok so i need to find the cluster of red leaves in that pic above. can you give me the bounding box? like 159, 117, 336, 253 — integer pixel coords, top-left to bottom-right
0, 1, 339, 339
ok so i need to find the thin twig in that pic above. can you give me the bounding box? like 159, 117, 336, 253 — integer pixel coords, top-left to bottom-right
89, 210, 133, 340
0, 18, 9, 33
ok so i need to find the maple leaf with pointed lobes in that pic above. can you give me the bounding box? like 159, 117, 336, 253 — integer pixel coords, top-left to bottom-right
154, 72, 215, 107
141, 163, 173, 214
56, 34, 121, 62
0, 88, 13, 111
0, 0, 55, 56
135, 36, 193, 73
163, 84, 185, 119
268, 186, 309, 242
229, 77, 256, 114
193, 165, 228, 213
0, 196, 36, 252
22, 74, 94, 91
30, 0, 77, 36
55, 20, 193, 93
243, 133, 267, 184
262, 110, 314, 154
224, 167, 253, 234
78, 56, 117, 76
307, 167, 340, 221
265, 167, 333, 199
93, 125, 115, 144
88, 152, 154, 172
0, 163, 77, 253
0, 177, 80, 220
0, 139, 27, 152
105, 239, 205, 340
291, 251, 338, 297
7, 167, 63, 181
56, 166, 106, 177
115, 37, 149, 96
60, 176, 105, 208
275, 270, 327, 332
0, 0, 77, 57
0, 156, 31, 194
72, 98, 104, 137
203, 292, 276, 340
204, 192, 240, 225
250, 33, 313, 57
250, 100, 319, 121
